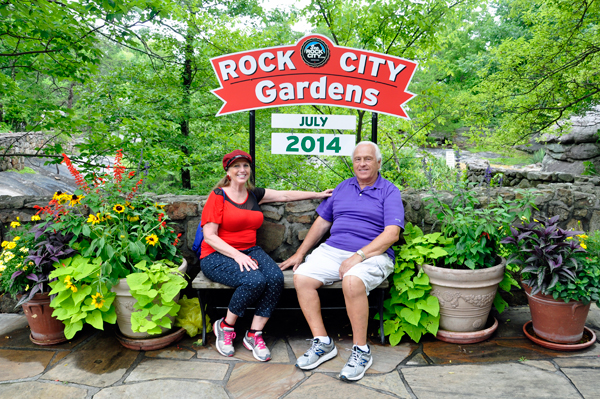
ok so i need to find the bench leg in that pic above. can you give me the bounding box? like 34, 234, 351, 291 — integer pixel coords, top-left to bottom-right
197, 289, 207, 347
378, 288, 385, 345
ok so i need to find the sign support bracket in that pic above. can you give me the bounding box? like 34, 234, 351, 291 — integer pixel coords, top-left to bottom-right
371, 112, 378, 144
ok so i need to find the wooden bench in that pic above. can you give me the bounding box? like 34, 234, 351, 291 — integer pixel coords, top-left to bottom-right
192, 269, 389, 346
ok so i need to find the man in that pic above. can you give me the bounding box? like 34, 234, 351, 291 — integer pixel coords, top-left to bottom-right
280, 141, 404, 381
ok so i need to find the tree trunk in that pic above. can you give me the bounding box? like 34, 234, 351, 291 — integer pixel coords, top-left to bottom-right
180, 31, 193, 190
66, 82, 75, 109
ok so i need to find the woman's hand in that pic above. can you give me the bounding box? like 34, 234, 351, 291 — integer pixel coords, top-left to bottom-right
319, 189, 334, 199
233, 252, 259, 272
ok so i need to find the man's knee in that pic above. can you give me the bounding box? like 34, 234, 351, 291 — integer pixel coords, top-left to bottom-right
294, 274, 322, 291
342, 275, 367, 298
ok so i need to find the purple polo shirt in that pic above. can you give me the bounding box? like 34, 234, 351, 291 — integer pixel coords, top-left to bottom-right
316, 174, 404, 261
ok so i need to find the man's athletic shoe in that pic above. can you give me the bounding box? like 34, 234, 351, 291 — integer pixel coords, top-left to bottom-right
213, 318, 235, 357
243, 331, 271, 362
295, 337, 338, 370
339, 345, 373, 381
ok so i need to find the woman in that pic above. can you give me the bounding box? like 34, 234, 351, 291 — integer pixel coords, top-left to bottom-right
200, 149, 332, 361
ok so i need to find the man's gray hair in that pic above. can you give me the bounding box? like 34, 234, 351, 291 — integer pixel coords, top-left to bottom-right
352, 141, 382, 162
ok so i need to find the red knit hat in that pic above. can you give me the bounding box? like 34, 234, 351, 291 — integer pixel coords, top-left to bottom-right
222, 150, 252, 170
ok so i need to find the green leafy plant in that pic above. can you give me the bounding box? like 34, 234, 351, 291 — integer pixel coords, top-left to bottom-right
36, 150, 181, 289
426, 186, 536, 270
379, 223, 444, 345
126, 260, 188, 335
48, 256, 117, 339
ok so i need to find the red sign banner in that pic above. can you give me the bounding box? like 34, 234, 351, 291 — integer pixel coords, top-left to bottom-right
210, 35, 417, 119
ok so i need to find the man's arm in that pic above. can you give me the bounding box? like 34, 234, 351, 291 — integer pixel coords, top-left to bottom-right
338, 225, 401, 279
279, 216, 333, 271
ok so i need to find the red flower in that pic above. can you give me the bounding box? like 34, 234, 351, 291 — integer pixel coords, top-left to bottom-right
113, 149, 126, 184
62, 154, 89, 192
161, 221, 166, 227
128, 171, 136, 178
158, 213, 164, 222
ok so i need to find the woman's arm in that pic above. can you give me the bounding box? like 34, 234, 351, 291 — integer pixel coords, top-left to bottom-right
259, 188, 333, 204
203, 222, 258, 271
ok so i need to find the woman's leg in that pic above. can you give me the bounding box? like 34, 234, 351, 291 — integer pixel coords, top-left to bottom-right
245, 246, 284, 320
200, 251, 267, 318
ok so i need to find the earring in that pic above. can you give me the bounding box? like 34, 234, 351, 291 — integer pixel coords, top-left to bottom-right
226, 175, 231, 181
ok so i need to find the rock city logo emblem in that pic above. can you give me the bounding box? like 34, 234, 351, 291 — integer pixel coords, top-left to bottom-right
301, 38, 330, 68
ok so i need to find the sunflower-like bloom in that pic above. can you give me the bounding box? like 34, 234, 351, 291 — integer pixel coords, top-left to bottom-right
69, 194, 83, 206
6, 242, 16, 250
64, 275, 77, 292
127, 215, 139, 222
10, 220, 20, 228
145, 234, 159, 246
87, 214, 100, 225
113, 204, 125, 213
91, 292, 105, 309
1, 241, 8, 248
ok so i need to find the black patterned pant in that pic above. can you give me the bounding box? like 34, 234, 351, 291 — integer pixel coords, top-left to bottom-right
200, 246, 284, 318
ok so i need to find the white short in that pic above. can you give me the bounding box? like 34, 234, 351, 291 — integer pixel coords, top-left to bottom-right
294, 243, 394, 294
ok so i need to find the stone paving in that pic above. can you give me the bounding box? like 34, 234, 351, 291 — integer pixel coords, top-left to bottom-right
0, 307, 599, 399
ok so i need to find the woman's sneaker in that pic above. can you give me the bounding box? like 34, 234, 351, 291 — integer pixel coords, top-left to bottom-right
295, 337, 338, 370
243, 331, 271, 362
214, 318, 236, 357
339, 345, 373, 381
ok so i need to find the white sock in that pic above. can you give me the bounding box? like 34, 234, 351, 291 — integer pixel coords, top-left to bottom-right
355, 344, 369, 352
315, 336, 331, 344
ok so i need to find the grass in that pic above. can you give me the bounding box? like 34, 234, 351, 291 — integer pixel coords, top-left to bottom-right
465, 144, 536, 167
5, 167, 36, 174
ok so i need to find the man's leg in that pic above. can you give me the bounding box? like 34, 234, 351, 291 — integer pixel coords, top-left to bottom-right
294, 274, 327, 336
342, 275, 369, 346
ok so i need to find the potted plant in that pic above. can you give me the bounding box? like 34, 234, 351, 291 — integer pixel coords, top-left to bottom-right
501, 216, 596, 344
423, 185, 536, 337
33, 150, 187, 347
0, 217, 75, 345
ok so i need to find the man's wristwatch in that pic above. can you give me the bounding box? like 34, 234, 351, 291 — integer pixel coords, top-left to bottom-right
356, 249, 366, 261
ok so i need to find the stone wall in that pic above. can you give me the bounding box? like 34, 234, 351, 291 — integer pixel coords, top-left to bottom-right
0, 132, 75, 171
465, 160, 600, 189
3, 183, 600, 280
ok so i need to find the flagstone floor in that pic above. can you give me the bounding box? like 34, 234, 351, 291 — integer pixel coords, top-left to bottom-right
0, 306, 599, 399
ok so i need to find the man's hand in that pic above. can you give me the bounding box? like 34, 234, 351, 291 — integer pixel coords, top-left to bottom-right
279, 252, 305, 271
339, 254, 362, 279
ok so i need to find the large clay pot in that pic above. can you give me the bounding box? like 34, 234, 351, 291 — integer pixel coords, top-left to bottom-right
112, 259, 187, 339
21, 293, 67, 345
523, 284, 590, 344
422, 258, 505, 333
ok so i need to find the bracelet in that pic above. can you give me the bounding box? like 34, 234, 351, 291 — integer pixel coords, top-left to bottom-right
356, 249, 366, 261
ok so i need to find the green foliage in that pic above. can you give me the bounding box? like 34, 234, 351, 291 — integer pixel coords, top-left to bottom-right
531, 149, 546, 164
378, 223, 444, 345
174, 295, 212, 337
4, 167, 36, 174
48, 256, 117, 340
582, 161, 599, 176
426, 185, 537, 270
126, 260, 188, 334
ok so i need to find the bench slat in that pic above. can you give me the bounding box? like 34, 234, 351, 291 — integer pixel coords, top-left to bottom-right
192, 270, 389, 290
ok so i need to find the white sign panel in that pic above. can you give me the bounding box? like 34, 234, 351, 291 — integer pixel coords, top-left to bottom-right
271, 133, 355, 156
271, 114, 356, 130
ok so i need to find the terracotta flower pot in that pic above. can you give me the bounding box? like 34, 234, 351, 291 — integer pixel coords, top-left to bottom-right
523, 284, 590, 344
21, 292, 67, 345
112, 259, 187, 339
422, 258, 505, 333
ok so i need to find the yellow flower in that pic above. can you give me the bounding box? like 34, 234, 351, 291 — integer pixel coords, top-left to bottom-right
70, 285, 77, 293
13, 236, 20, 241
19, 247, 28, 253
127, 215, 139, 222
91, 292, 105, 309
154, 202, 165, 210
580, 242, 587, 249
1, 241, 8, 248
25, 285, 29, 291
113, 204, 125, 213
534, 219, 539, 223
120, 235, 125, 238
64, 275, 71, 283
577, 234, 588, 240
69, 194, 83, 206
0, 265, 5, 271
23, 266, 27, 271
10, 221, 20, 228
31, 215, 41, 221
125, 201, 134, 210
145, 234, 159, 246
87, 214, 100, 225
6, 242, 16, 250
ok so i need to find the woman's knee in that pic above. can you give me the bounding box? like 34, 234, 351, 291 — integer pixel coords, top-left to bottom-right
241, 271, 267, 291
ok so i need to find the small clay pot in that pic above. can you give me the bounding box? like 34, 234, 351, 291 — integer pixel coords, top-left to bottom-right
523, 284, 590, 344
21, 293, 67, 345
